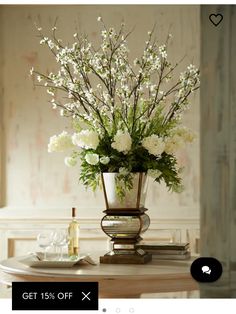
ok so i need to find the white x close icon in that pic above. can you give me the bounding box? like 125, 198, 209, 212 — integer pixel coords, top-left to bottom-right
82, 291, 91, 301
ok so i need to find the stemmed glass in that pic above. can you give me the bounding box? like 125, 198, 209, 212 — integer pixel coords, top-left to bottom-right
58, 230, 69, 260
37, 231, 53, 260
51, 229, 69, 260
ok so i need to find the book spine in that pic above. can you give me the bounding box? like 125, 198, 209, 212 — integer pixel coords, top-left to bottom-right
152, 253, 191, 260
145, 249, 189, 255
137, 246, 189, 251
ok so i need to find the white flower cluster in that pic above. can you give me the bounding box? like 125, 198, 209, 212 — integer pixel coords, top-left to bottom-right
34, 18, 200, 195
164, 134, 185, 154
111, 131, 132, 154
66, 153, 110, 167
159, 44, 167, 59
164, 127, 196, 154
179, 64, 200, 91
174, 126, 196, 143
142, 127, 196, 156
72, 130, 99, 150
48, 131, 74, 153
142, 135, 165, 156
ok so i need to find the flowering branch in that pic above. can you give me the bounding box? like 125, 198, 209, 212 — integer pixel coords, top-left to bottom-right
30, 17, 200, 196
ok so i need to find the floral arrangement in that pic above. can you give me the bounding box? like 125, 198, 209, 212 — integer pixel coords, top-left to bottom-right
30, 18, 200, 198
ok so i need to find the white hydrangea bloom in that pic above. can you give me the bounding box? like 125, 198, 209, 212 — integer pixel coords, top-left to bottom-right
164, 135, 184, 154
142, 134, 165, 156
64, 156, 77, 167
85, 153, 99, 165
111, 130, 132, 154
164, 126, 196, 154
173, 126, 196, 143
48, 131, 74, 153
72, 130, 99, 150
100, 156, 110, 165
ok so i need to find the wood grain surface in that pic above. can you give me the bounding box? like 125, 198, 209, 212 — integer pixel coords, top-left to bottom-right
201, 5, 236, 297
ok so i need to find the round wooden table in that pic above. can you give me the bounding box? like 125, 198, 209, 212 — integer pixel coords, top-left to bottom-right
0, 255, 198, 298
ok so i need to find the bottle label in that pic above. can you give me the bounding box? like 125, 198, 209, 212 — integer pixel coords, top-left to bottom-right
68, 224, 80, 257
71, 229, 79, 242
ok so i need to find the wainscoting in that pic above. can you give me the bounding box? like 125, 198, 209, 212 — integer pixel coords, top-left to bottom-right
0, 208, 200, 260
0, 208, 200, 298
0, 217, 105, 261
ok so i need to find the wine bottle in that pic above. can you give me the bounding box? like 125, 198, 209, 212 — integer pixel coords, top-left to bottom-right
68, 207, 80, 258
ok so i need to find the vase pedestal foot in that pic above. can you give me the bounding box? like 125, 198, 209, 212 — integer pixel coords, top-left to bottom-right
100, 208, 151, 264
100, 250, 152, 264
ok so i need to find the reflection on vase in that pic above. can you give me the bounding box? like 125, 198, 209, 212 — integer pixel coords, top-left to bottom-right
101, 172, 148, 209
100, 172, 152, 264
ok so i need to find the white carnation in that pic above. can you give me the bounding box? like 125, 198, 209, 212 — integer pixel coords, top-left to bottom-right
85, 153, 99, 165
64, 156, 77, 167
48, 131, 74, 153
142, 134, 165, 156
111, 130, 132, 154
100, 156, 110, 165
164, 135, 184, 154
72, 130, 99, 150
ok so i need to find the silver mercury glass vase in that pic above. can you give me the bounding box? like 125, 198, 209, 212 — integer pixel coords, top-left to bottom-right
100, 172, 152, 264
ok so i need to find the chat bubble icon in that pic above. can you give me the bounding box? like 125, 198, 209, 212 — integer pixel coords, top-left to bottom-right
202, 265, 211, 274
191, 257, 222, 282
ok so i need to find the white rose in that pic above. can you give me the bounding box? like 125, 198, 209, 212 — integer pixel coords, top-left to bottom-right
72, 130, 99, 150
100, 156, 110, 165
111, 130, 132, 154
164, 135, 184, 154
85, 153, 99, 165
142, 134, 165, 156
48, 131, 74, 153
64, 156, 77, 167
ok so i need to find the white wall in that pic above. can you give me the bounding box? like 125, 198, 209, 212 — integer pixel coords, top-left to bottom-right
0, 5, 200, 220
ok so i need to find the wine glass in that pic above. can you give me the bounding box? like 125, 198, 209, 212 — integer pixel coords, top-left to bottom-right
51, 229, 69, 260
37, 231, 53, 260
58, 230, 69, 261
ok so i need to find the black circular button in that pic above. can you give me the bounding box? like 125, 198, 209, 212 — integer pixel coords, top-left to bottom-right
190, 257, 223, 283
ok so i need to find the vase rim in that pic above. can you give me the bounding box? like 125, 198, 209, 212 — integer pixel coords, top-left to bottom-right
102, 172, 147, 174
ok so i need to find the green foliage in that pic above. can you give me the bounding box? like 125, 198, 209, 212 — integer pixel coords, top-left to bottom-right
79, 161, 101, 191
115, 173, 133, 199
153, 153, 182, 192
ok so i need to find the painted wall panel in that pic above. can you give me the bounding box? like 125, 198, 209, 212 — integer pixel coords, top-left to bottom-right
0, 5, 200, 220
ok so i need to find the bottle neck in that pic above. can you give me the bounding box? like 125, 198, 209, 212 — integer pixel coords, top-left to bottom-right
72, 207, 77, 219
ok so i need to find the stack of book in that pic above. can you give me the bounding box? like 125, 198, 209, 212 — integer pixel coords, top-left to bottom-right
136, 242, 191, 260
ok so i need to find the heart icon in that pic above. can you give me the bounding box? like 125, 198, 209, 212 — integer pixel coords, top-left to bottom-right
209, 14, 223, 26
